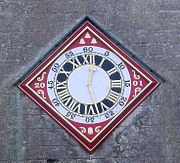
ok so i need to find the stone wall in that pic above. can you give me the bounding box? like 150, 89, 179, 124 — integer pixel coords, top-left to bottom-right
0, 0, 179, 162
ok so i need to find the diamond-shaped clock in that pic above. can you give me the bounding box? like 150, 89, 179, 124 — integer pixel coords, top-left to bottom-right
18, 17, 160, 152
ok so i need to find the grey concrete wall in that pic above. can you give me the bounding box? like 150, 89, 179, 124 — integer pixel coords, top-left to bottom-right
0, 0, 180, 162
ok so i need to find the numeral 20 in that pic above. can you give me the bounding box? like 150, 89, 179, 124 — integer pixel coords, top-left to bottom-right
34, 83, 45, 88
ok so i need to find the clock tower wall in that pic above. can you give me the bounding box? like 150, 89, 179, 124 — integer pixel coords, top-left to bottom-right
0, 0, 179, 162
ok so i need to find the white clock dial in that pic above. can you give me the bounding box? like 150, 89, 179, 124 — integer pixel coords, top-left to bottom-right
47, 46, 131, 123
68, 64, 110, 104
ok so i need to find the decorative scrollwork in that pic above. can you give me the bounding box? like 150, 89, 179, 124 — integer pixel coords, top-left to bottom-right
37, 72, 46, 81
95, 126, 102, 133
133, 87, 142, 97
79, 127, 86, 133
37, 90, 46, 99
132, 70, 140, 80
79, 126, 102, 135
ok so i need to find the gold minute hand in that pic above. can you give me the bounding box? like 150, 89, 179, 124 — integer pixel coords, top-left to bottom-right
86, 65, 99, 115
87, 84, 100, 115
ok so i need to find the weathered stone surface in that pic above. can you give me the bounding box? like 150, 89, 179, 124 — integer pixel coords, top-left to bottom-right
27, 145, 88, 160
0, 0, 179, 162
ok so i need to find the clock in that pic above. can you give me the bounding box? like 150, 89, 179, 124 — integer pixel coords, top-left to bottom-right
18, 17, 160, 152
47, 46, 131, 124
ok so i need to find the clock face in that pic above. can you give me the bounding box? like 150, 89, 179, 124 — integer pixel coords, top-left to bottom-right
18, 19, 160, 152
47, 46, 131, 123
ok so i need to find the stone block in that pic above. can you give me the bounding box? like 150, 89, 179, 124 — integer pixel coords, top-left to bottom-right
27, 129, 79, 146
21, 96, 41, 115
158, 12, 180, 29
157, 0, 180, 11
27, 145, 88, 160
24, 114, 60, 129
92, 142, 166, 159
114, 126, 165, 145
0, 129, 6, 146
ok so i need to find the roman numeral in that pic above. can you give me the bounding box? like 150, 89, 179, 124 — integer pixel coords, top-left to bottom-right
72, 103, 81, 114
57, 89, 70, 102
89, 55, 95, 64
107, 67, 117, 76
58, 67, 71, 77
111, 80, 122, 88
88, 105, 96, 115
65, 98, 77, 108
56, 80, 67, 90
82, 55, 95, 64
98, 57, 105, 67
56, 81, 70, 103
68, 57, 82, 69
99, 101, 109, 112
84, 105, 88, 115
107, 90, 119, 103
84, 104, 96, 115
65, 98, 81, 114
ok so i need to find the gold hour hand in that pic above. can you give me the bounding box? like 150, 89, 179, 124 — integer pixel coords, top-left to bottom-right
87, 64, 97, 86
